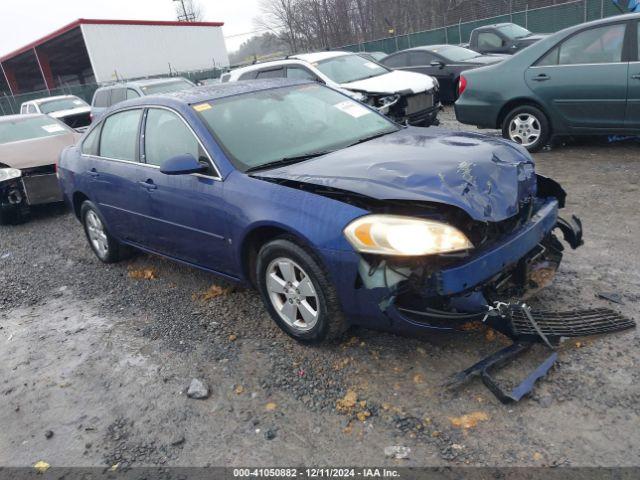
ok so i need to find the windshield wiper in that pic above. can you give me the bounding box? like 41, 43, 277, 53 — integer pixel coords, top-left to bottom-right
345, 130, 395, 148
245, 150, 334, 173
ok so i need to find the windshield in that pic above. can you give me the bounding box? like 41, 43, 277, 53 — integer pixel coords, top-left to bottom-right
498, 24, 532, 39
315, 54, 389, 84
0, 116, 69, 144
39, 97, 88, 114
434, 45, 481, 62
196, 83, 398, 172
140, 79, 195, 95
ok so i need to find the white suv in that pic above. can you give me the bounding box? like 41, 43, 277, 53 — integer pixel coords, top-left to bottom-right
225, 51, 441, 126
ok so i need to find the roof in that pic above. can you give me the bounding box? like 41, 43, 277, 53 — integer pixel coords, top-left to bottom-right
290, 51, 352, 63
1, 18, 225, 63
97, 77, 193, 89
138, 79, 312, 106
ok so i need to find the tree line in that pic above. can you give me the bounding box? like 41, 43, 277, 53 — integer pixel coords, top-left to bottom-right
257, 0, 567, 52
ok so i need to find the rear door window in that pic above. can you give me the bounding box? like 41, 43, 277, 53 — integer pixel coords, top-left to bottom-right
256, 68, 285, 79
109, 88, 126, 106
27, 104, 38, 114
382, 52, 409, 68
81, 125, 101, 156
409, 51, 435, 66
99, 109, 142, 161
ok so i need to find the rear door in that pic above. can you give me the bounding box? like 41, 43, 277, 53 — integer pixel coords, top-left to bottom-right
626, 20, 640, 128
525, 21, 630, 131
86, 108, 149, 243
137, 107, 233, 274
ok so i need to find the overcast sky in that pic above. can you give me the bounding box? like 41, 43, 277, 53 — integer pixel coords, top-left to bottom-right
0, 0, 263, 56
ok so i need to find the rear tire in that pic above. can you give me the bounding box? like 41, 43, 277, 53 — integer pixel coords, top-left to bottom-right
502, 105, 550, 153
80, 201, 126, 263
256, 237, 348, 344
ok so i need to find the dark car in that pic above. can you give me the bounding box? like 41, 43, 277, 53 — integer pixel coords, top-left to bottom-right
58, 79, 582, 344
381, 45, 505, 103
455, 13, 640, 152
466, 23, 547, 55
358, 51, 388, 63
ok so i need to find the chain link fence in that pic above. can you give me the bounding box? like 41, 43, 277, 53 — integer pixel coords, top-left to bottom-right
341, 0, 623, 54
0, 67, 226, 117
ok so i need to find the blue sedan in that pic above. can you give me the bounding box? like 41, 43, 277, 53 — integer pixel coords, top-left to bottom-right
58, 79, 582, 343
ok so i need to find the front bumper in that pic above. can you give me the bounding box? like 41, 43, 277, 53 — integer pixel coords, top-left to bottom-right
323, 198, 579, 334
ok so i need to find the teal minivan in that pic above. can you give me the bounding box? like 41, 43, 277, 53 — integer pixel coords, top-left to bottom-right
455, 13, 640, 152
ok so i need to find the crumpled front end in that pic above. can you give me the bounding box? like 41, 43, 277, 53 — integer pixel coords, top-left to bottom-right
322, 183, 583, 335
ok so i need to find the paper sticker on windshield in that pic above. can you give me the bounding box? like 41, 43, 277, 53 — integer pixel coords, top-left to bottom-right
41, 124, 65, 133
73, 100, 84, 105
363, 62, 379, 69
193, 103, 212, 112
334, 100, 371, 118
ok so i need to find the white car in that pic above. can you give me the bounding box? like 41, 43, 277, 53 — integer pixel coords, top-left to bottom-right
225, 51, 441, 126
20, 95, 91, 131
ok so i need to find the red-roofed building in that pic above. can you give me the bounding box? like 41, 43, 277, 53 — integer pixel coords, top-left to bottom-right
0, 19, 228, 95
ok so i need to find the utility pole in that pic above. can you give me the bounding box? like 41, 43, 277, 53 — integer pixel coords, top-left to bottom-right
174, 0, 196, 22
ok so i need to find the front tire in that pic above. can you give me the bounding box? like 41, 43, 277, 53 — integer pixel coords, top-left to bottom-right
80, 201, 125, 263
502, 105, 550, 153
256, 237, 348, 344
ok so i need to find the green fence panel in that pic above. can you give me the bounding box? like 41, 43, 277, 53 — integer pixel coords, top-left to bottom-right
338, 0, 625, 53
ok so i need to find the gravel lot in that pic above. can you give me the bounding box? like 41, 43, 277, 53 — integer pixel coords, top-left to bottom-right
1, 108, 639, 468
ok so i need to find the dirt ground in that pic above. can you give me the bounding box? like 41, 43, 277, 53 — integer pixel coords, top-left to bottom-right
1, 108, 639, 468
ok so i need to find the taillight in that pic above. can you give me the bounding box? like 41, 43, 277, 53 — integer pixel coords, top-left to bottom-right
458, 76, 468, 96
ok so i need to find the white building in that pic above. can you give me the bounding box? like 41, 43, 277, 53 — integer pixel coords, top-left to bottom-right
0, 19, 229, 95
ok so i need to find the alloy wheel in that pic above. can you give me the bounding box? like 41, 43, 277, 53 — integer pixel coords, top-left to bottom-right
508, 113, 541, 147
266, 257, 319, 332
86, 210, 109, 258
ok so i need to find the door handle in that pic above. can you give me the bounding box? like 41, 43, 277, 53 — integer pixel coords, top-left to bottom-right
87, 168, 99, 178
631, 74, 640, 80
532, 74, 550, 82
138, 180, 157, 190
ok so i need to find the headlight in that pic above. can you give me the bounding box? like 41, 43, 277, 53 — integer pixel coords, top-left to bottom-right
344, 214, 473, 256
0, 168, 22, 183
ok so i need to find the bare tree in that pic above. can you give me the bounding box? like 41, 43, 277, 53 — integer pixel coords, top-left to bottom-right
257, 0, 562, 53
174, 0, 205, 22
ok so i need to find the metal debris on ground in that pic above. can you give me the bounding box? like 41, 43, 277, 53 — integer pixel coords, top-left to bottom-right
446, 301, 636, 403
597, 292, 625, 305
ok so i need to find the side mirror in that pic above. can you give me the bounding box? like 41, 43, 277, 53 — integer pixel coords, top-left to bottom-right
430, 60, 445, 69
160, 154, 208, 175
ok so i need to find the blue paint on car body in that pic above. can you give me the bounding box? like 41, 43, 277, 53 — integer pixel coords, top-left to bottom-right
58, 79, 580, 337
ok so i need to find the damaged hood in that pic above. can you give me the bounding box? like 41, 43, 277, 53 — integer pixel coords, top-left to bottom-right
341, 70, 437, 94
256, 128, 536, 222
0, 132, 79, 170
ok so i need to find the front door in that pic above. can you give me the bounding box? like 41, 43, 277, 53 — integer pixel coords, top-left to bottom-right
139, 107, 233, 275
526, 22, 629, 131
